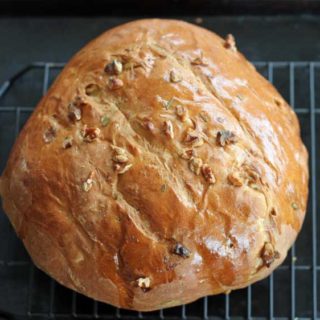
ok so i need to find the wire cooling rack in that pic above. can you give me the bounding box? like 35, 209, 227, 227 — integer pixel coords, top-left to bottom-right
0, 61, 319, 320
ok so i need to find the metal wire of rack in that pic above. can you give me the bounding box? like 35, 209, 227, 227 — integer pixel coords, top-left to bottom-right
0, 61, 319, 320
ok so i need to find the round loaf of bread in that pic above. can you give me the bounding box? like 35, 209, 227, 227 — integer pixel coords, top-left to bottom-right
0, 19, 308, 311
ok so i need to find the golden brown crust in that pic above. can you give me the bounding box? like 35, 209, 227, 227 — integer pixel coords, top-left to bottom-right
0, 19, 308, 311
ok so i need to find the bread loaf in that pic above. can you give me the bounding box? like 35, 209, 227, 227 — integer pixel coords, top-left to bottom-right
0, 19, 308, 311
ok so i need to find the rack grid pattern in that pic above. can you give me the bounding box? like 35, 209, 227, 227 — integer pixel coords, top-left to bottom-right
0, 61, 319, 320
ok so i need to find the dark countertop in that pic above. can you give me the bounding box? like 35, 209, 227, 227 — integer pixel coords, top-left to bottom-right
0, 15, 320, 84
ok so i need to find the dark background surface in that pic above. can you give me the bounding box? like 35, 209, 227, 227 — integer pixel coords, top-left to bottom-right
1, 15, 320, 86
1, 0, 320, 15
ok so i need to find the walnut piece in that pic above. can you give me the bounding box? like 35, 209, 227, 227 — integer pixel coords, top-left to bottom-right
201, 164, 216, 184
184, 130, 204, 148
113, 154, 128, 163
137, 277, 151, 289
216, 130, 237, 146
261, 242, 280, 267
179, 149, 196, 160
82, 126, 100, 142
111, 145, 126, 155
43, 126, 56, 144
108, 77, 123, 90
82, 176, 94, 192
173, 243, 191, 258
105, 59, 123, 75
228, 172, 243, 187
224, 34, 237, 52
63, 136, 73, 149
170, 70, 182, 83
145, 121, 155, 131
164, 120, 174, 139
68, 102, 81, 122
189, 157, 203, 175
112, 145, 129, 163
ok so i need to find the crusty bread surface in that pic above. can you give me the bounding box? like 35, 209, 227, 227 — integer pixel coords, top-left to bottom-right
0, 19, 308, 311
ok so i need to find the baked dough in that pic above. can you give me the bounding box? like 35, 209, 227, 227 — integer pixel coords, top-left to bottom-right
0, 19, 308, 311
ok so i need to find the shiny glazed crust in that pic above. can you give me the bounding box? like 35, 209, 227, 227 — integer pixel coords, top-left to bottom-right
0, 19, 308, 311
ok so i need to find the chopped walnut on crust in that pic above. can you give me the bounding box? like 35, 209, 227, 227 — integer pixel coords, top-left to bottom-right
184, 130, 204, 148
138, 116, 155, 132
261, 242, 280, 267
228, 172, 243, 187
62, 136, 73, 149
82, 172, 95, 192
104, 59, 123, 75
43, 126, 56, 144
111, 145, 129, 163
82, 179, 93, 192
216, 130, 237, 146
108, 77, 123, 90
173, 243, 191, 258
113, 154, 129, 164
145, 121, 155, 132
163, 120, 174, 139
201, 164, 216, 185
240, 163, 261, 184
137, 277, 151, 289
189, 157, 203, 175
111, 145, 126, 155
224, 34, 237, 52
179, 149, 196, 160
169, 70, 182, 83
68, 102, 82, 122
82, 126, 100, 142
